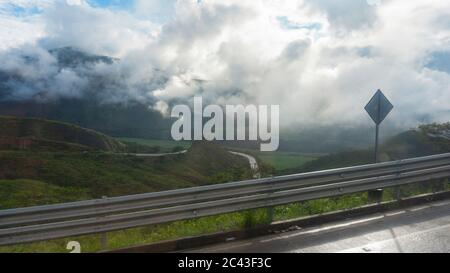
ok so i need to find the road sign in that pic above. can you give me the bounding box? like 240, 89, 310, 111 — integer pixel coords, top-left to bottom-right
365, 89, 394, 164
365, 90, 394, 125
365, 89, 394, 201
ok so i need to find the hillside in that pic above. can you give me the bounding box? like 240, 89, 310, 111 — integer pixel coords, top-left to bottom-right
49, 47, 117, 68
183, 141, 251, 180
279, 124, 450, 175
0, 137, 250, 209
0, 116, 126, 152
382, 124, 450, 160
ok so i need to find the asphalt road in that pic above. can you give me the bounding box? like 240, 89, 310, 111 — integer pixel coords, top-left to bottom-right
189, 199, 450, 253
229, 151, 260, 179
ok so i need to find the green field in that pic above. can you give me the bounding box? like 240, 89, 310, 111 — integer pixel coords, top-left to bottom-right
227, 148, 325, 171
117, 138, 191, 153
255, 151, 325, 171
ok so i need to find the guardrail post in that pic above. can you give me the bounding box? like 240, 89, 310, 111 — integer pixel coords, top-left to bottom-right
100, 196, 108, 251
432, 178, 446, 193
266, 177, 275, 224
368, 143, 384, 204
266, 207, 274, 224
395, 186, 401, 201
368, 189, 383, 204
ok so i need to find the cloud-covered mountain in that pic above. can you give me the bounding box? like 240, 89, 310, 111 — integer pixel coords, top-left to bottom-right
0, 0, 449, 133
0, 46, 172, 139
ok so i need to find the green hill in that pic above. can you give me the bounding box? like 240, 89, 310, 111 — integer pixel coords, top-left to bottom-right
279, 124, 450, 175
0, 140, 250, 209
0, 116, 126, 152
0, 116, 252, 209
382, 125, 450, 160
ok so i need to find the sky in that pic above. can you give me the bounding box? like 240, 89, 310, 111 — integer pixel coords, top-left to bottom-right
0, 0, 449, 129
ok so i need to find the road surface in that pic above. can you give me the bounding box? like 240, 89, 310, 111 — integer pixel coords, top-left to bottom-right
117, 150, 261, 178
188, 199, 450, 253
229, 151, 260, 178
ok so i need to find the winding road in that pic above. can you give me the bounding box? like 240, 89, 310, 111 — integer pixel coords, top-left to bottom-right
229, 151, 261, 179
117, 149, 260, 178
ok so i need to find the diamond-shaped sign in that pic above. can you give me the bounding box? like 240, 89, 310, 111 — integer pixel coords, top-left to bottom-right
365, 90, 393, 125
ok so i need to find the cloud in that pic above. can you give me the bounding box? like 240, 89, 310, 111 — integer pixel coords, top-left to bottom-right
134, 0, 176, 23
305, 0, 378, 30
0, 0, 449, 129
39, 1, 158, 57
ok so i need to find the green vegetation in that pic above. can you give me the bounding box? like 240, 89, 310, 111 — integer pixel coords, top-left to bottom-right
0, 116, 126, 152
281, 150, 374, 175
0, 97, 173, 140
0, 208, 270, 253
0, 193, 371, 253
1, 178, 448, 253
1, 120, 449, 253
281, 126, 450, 175
0, 179, 89, 209
225, 147, 324, 172
0, 117, 250, 209
419, 122, 450, 134
118, 137, 191, 153
0, 142, 251, 209
254, 151, 323, 171
0, 118, 254, 252
382, 129, 450, 160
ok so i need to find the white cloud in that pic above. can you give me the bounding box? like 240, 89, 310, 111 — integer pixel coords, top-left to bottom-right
134, 0, 176, 23
0, 14, 44, 50
0, 0, 449, 129
38, 1, 158, 57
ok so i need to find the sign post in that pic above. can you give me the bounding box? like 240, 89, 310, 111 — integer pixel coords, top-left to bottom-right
365, 89, 393, 202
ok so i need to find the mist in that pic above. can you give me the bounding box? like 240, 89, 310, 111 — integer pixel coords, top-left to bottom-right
0, 0, 449, 132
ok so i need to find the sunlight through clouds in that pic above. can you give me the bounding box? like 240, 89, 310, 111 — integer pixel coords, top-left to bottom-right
0, 0, 449, 128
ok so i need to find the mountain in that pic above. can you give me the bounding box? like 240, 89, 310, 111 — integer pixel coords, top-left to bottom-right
0, 115, 126, 152
278, 123, 450, 175
0, 99, 173, 139
0, 142, 250, 209
382, 123, 450, 159
0, 47, 172, 139
48, 47, 117, 68
0, 115, 252, 209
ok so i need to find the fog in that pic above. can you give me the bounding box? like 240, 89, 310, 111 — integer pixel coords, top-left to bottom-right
0, 0, 449, 130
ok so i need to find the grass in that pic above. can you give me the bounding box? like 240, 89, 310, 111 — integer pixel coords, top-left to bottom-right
227, 148, 324, 171
0, 208, 271, 253
1, 171, 448, 253
0, 143, 251, 209
0, 141, 254, 252
0, 115, 126, 152
7, 181, 448, 253
117, 138, 191, 153
1, 124, 449, 252
0, 193, 371, 253
255, 151, 324, 171
0, 179, 89, 209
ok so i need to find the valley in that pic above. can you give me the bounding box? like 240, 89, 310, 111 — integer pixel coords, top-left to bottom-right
0, 116, 252, 209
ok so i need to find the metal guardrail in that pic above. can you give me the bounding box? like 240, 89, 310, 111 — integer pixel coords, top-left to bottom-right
1, 153, 450, 246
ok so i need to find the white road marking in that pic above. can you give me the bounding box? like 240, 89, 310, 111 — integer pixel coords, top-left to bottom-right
338, 222, 450, 253
229, 151, 261, 178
